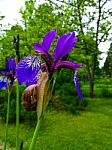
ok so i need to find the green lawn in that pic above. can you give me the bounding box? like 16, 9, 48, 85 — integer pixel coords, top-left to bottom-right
0, 98, 112, 150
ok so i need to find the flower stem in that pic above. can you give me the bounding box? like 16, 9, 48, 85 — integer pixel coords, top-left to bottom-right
29, 75, 56, 150
29, 118, 42, 150
4, 89, 11, 150
16, 81, 19, 150
47, 75, 57, 106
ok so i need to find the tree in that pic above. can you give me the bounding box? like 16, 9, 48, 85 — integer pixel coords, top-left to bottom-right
47, 0, 112, 97
0, 25, 24, 60
19, 0, 64, 54
103, 43, 112, 77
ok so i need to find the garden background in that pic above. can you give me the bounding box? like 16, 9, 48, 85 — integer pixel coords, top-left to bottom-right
0, 0, 112, 149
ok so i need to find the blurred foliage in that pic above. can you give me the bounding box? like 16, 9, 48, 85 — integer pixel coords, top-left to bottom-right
52, 68, 89, 114
0, 84, 37, 123
0, 69, 112, 122
103, 43, 112, 77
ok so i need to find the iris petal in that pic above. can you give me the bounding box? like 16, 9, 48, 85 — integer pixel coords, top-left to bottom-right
25, 70, 41, 86
0, 76, 10, 89
55, 61, 83, 70
34, 29, 57, 53
53, 32, 77, 61
34, 42, 44, 53
6, 58, 16, 72
74, 71, 83, 101
42, 29, 57, 52
0, 71, 10, 76
34, 43, 52, 62
16, 55, 41, 86
0, 81, 7, 89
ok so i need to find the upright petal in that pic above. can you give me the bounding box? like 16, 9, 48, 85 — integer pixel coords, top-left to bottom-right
34, 42, 45, 54
34, 29, 57, 53
6, 58, 16, 72
74, 71, 83, 101
42, 29, 57, 52
53, 32, 77, 61
16, 55, 41, 86
55, 61, 83, 71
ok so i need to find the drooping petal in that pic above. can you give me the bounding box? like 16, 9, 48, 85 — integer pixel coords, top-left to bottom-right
16, 55, 41, 86
25, 70, 41, 87
0, 71, 10, 76
34, 42, 45, 54
74, 71, 83, 101
0, 76, 10, 89
55, 61, 83, 71
0, 71, 15, 86
6, 58, 16, 72
53, 32, 77, 61
34, 29, 57, 53
0, 81, 7, 89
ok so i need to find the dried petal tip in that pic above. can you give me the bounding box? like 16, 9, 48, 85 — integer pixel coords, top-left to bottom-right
22, 84, 37, 111
22, 72, 49, 114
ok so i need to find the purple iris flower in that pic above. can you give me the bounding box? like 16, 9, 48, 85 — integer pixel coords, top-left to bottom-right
34, 29, 83, 100
34, 30, 81, 72
0, 58, 16, 89
16, 29, 83, 100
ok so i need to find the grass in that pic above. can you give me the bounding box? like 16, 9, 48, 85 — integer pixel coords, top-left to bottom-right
0, 97, 112, 150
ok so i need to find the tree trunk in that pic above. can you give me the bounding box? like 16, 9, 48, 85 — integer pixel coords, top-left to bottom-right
85, 59, 94, 98
89, 77, 94, 98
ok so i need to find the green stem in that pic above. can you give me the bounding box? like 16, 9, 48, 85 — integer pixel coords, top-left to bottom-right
29, 118, 42, 150
29, 75, 57, 150
47, 75, 57, 108
16, 81, 19, 150
4, 89, 11, 150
